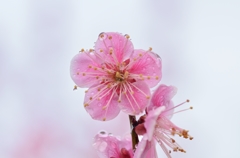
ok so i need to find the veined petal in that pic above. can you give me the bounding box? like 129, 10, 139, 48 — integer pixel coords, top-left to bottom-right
119, 81, 151, 115
84, 84, 120, 121
148, 85, 177, 112
94, 32, 134, 63
70, 51, 104, 88
144, 106, 166, 141
128, 49, 162, 88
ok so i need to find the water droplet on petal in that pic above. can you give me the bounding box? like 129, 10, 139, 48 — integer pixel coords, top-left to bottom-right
99, 130, 107, 136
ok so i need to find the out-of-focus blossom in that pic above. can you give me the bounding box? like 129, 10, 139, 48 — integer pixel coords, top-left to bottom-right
70, 32, 162, 121
10, 122, 81, 158
135, 85, 193, 158
93, 130, 133, 158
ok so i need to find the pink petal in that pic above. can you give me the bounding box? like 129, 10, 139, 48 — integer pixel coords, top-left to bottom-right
94, 32, 134, 63
119, 81, 151, 115
144, 106, 166, 141
128, 49, 162, 88
162, 100, 175, 119
148, 85, 177, 111
93, 131, 133, 158
93, 131, 120, 158
133, 136, 147, 158
84, 84, 120, 121
70, 51, 104, 88
134, 138, 158, 158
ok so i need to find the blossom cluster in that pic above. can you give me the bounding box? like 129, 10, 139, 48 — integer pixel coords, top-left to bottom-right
70, 32, 193, 158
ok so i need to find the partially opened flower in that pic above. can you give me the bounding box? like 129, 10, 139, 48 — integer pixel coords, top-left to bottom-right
93, 130, 133, 158
70, 32, 162, 121
135, 85, 193, 158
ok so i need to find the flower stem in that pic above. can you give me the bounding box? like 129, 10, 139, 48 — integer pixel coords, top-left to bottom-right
129, 115, 139, 151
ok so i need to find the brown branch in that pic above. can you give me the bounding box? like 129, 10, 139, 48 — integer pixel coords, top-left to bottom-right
128, 115, 139, 151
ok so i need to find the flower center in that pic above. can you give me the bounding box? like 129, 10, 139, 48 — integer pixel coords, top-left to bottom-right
114, 71, 129, 82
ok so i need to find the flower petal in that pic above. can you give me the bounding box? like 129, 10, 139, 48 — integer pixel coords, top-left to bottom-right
119, 81, 151, 115
134, 138, 158, 158
93, 131, 120, 158
148, 84, 177, 111
94, 32, 134, 63
93, 131, 133, 158
144, 106, 166, 141
70, 51, 104, 88
84, 84, 120, 121
128, 49, 162, 88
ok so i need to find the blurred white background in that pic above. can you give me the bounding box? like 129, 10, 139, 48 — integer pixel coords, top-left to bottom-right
0, 0, 240, 158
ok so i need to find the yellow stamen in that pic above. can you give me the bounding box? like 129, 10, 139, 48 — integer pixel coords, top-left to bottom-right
73, 85, 77, 90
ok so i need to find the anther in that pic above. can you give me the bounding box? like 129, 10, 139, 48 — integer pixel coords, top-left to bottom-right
124, 71, 129, 79
182, 130, 189, 138
155, 76, 159, 80
190, 106, 193, 109
100, 49, 103, 53
94, 67, 98, 70
107, 83, 112, 88
102, 118, 106, 121
186, 99, 190, 102
147, 76, 151, 80
82, 73, 86, 76
102, 106, 107, 110
173, 147, 178, 152
139, 53, 142, 57
76, 72, 79, 75
84, 103, 89, 107
118, 100, 121, 103
89, 49, 94, 52
171, 138, 175, 143
88, 65, 92, 68
73, 85, 77, 90
99, 33, 105, 38
108, 36, 112, 40
124, 34, 130, 39
85, 90, 88, 93
146, 96, 150, 99
80, 48, 84, 52
149, 47, 152, 51
97, 88, 101, 91
89, 97, 93, 100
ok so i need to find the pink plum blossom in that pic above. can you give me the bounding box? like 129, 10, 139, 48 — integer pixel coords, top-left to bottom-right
93, 130, 133, 158
70, 32, 162, 121
10, 123, 80, 158
135, 85, 193, 158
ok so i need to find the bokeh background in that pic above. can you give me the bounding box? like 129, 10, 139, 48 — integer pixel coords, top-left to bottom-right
1, 0, 240, 158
